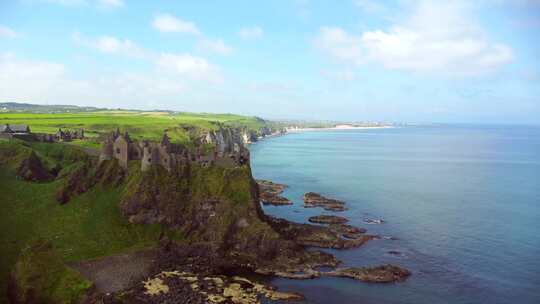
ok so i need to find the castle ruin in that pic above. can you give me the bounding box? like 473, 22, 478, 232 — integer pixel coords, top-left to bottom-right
99, 128, 250, 171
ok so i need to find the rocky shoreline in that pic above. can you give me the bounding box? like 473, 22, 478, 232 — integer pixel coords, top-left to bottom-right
99, 179, 409, 303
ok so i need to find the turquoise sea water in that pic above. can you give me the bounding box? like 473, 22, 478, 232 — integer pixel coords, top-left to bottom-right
250, 125, 540, 304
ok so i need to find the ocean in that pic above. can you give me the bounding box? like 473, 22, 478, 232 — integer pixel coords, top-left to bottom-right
249, 125, 540, 304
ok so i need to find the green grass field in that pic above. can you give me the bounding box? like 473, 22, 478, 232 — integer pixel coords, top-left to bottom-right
0, 111, 271, 146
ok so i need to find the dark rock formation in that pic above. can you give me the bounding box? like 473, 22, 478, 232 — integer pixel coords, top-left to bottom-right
266, 217, 375, 249
16, 151, 53, 182
329, 224, 366, 235
56, 159, 125, 204
364, 218, 385, 224
303, 192, 347, 211
257, 179, 292, 206
308, 215, 348, 224
324, 264, 411, 283
119, 165, 339, 278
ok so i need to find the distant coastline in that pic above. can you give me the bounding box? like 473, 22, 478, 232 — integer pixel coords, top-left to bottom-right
286, 125, 395, 132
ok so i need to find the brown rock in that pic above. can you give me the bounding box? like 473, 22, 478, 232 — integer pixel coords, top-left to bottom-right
267, 217, 375, 249
329, 224, 367, 235
308, 215, 348, 224
16, 151, 53, 182
303, 192, 347, 211
257, 179, 292, 206
324, 264, 411, 283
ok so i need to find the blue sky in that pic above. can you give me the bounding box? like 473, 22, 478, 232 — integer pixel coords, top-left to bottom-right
0, 0, 539, 123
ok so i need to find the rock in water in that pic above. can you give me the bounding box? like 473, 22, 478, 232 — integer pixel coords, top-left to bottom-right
308, 215, 349, 224
257, 179, 292, 206
324, 264, 411, 283
303, 192, 347, 211
267, 216, 375, 249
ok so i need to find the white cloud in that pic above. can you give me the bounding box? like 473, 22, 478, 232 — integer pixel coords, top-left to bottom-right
97, 0, 123, 8
0, 25, 19, 39
316, 0, 513, 76
238, 26, 263, 40
316, 26, 363, 64
0, 53, 222, 109
156, 53, 223, 83
0, 53, 92, 104
152, 14, 200, 35
74, 33, 146, 58
73, 32, 222, 83
196, 39, 233, 56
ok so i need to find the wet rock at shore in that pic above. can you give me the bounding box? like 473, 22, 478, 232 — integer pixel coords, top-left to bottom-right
329, 224, 366, 235
364, 218, 385, 224
303, 192, 347, 211
324, 264, 411, 283
329, 224, 367, 239
308, 215, 349, 225
105, 270, 304, 304
387, 250, 403, 256
266, 216, 374, 249
257, 179, 293, 206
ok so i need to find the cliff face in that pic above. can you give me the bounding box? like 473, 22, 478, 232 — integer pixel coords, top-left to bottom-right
119, 162, 336, 272
201, 126, 286, 148
201, 128, 247, 153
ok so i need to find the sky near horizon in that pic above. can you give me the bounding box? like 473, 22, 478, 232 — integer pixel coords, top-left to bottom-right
0, 0, 539, 123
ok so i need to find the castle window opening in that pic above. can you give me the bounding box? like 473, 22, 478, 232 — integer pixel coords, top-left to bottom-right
116, 148, 120, 154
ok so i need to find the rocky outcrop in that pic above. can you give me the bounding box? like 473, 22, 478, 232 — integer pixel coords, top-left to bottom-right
201, 125, 286, 147
330, 224, 367, 239
324, 265, 411, 283
266, 217, 374, 249
308, 215, 348, 224
56, 158, 125, 204
119, 164, 339, 277
16, 151, 53, 182
257, 126, 286, 140
201, 128, 246, 155
257, 180, 292, 206
303, 192, 347, 211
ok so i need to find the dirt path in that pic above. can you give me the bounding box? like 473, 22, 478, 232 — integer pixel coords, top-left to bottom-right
70, 249, 158, 293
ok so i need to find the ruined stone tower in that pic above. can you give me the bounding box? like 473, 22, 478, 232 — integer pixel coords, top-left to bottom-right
99, 138, 113, 162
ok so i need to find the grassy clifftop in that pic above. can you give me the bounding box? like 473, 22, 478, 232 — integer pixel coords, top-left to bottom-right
0, 111, 275, 145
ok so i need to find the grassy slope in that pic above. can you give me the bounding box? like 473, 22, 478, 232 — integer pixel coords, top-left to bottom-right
0, 141, 166, 303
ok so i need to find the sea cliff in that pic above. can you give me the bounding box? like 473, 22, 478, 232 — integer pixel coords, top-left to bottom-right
1, 124, 408, 304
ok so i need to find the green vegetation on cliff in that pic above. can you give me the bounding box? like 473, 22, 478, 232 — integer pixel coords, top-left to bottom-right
0, 141, 165, 303
9, 241, 92, 304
